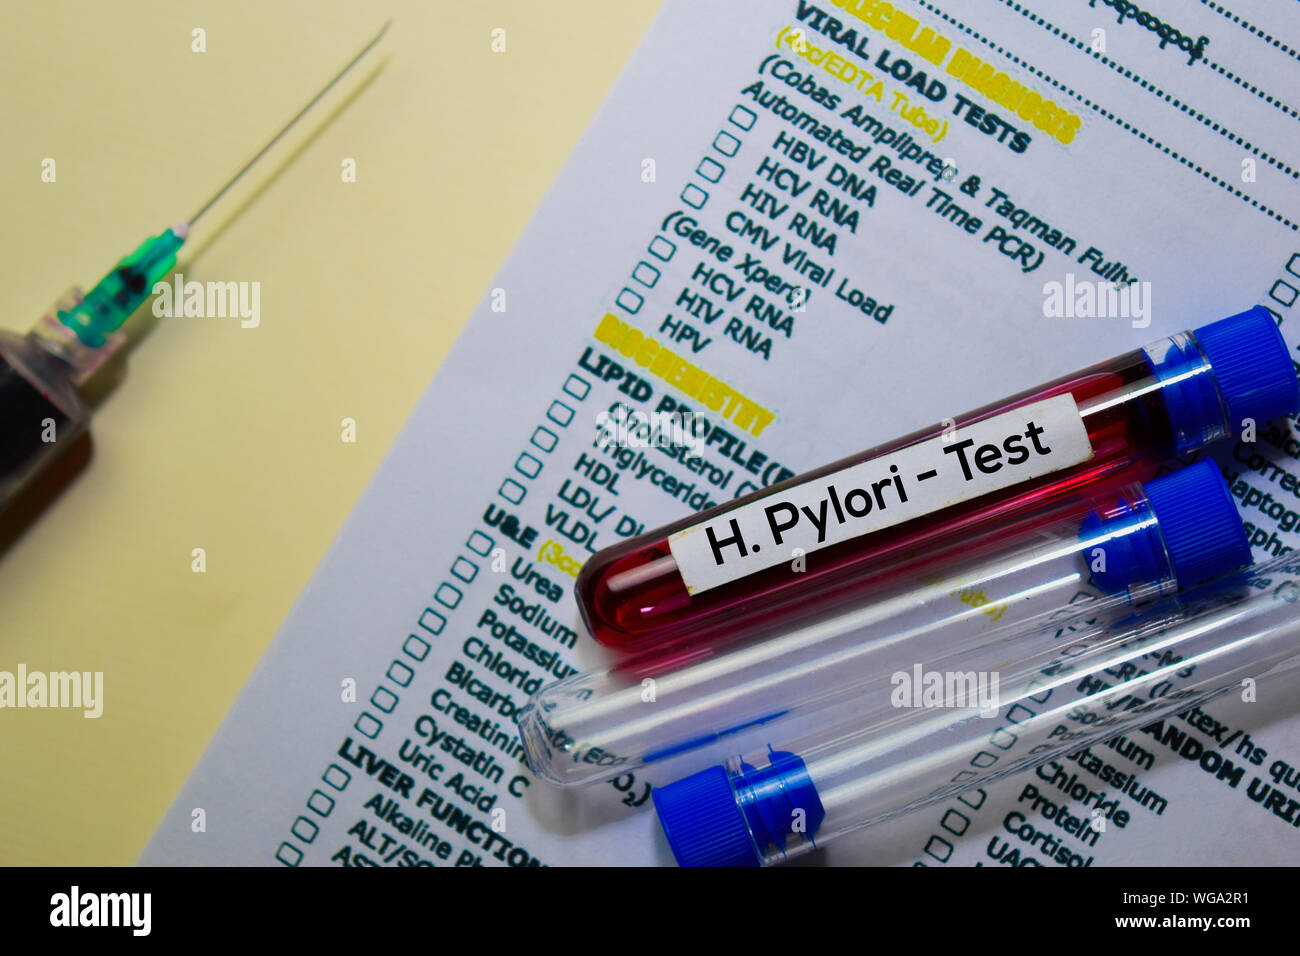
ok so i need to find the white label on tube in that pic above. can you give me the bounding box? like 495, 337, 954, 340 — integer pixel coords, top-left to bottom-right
668, 394, 1094, 595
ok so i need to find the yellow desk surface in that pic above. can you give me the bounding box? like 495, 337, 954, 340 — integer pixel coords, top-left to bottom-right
0, 0, 661, 865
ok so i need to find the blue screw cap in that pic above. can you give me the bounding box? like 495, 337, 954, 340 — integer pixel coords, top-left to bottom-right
1194, 306, 1300, 430
1145, 461, 1252, 589
1148, 306, 1299, 453
653, 765, 758, 867
654, 751, 826, 867
1081, 461, 1251, 595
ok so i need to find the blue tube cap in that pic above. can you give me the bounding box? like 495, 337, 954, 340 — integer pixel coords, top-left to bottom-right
1194, 307, 1300, 428
1145, 462, 1252, 588
1150, 307, 1299, 453
1082, 461, 1251, 594
653, 766, 758, 867
655, 752, 826, 866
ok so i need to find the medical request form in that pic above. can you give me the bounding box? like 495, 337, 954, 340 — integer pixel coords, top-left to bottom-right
144, 0, 1300, 866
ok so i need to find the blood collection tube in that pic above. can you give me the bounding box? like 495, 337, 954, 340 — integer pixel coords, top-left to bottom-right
519, 462, 1250, 785
577, 307, 1299, 656
652, 551, 1300, 867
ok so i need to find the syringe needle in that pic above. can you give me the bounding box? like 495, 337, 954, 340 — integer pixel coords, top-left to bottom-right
186, 19, 392, 229
48, 20, 391, 352
8, 20, 393, 512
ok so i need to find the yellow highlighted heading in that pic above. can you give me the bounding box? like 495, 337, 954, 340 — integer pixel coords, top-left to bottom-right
592, 313, 776, 438
824, 0, 1084, 144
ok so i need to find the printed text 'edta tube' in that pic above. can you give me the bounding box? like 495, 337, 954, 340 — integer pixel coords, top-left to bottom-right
520, 462, 1251, 786
653, 550, 1300, 867
577, 307, 1298, 657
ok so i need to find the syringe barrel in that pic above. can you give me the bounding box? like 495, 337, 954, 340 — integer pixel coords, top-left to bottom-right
653, 554, 1300, 867
1, 281, 143, 512
518, 463, 1250, 785
0, 307, 92, 512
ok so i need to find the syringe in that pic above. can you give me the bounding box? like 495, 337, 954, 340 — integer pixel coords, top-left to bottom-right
0, 22, 390, 513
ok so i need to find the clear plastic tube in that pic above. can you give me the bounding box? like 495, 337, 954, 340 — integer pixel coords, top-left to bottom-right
652, 553, 1300, 867
577, 308, 1299, 656
518, 462, 1252, 785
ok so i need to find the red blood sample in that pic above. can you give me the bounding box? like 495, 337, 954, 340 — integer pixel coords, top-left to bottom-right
578, 351, 1172, 662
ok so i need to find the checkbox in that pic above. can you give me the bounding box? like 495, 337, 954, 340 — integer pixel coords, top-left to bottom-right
681, 184, 708, 209
322, 764, 351, 790
450, 557, 478, 583
354, 713, 383, 738
419, 609, 446, 635
648, 236, 676, 261
941, 810, 970, 836
291, 817, 319, 843
729, 105, 757, 130
633, 262, 660, 287
696, 157, 725, 183
563, 374, 591, 400
404, 634, 430, 661
387, 660, 414, 687
276, 843, 303, 866
924, 835, 953, 863
530, 426, 558, 452
371, 687, 399, 713
515, 453, 543, 479
991, 728, 1017, 750
1007, 704, 1034, 724
616, 288, 644, 313
713, 131, 742, 156
434, 583, 462, 609
959, 789, 985, 810
547, 401, 574, 427
499, 478, 527, 504
466, 530, 493, 556
1271, 279, 1298, 307
971, 750, 998, 768
307, 790, 336, 817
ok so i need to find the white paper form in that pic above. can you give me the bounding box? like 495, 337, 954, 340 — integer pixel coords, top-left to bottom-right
143, 0, 1300, 866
